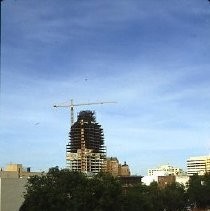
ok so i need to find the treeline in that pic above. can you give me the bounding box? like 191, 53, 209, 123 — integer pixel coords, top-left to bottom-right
20, 167, 210, 211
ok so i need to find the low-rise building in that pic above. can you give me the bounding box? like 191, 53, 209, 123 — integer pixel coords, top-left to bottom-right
148, 164, 185, 176
142, 175, 189, 187
0, 177, 27, 211
158, 175, 176, 189
0, 163, 43, 211
142, 164, 188, 187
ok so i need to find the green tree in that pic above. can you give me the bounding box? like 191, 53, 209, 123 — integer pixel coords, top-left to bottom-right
187, 173, 210, 209
123, 183, 153, 211
20, 167, 88, 211
20, 167, 123, 211
148, 181, 164, 211
161, 182, 187, 211
122, 181, 187, 211
87, 172, 123, 211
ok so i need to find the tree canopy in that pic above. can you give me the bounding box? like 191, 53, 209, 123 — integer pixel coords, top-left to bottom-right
20, 168, 210, 211
187, 173, 210, 209
20, 167, 123, 211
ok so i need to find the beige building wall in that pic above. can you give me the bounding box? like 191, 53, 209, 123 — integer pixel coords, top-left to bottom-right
5, 164, 23, 173
120, 162, 131, 176
0, 163, 44, 211
0, 178, 27, 211
106, 157, 119, 177
106, 158, 131, 177
2, 164, 43, 178
0, 171, 18, 179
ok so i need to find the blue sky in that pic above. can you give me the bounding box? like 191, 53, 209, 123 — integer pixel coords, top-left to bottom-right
1, 0, 210, 175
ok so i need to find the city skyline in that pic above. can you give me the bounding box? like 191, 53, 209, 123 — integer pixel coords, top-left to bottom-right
1, 0, 210, 175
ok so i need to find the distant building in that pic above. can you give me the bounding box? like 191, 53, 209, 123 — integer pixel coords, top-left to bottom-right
0, 163, 43, 211
142, 175, 158, 186
120, 161, 131, 176
3, 163, 42, 178
142, 174, 189, 188
158, 175, 176, 189
119, 176, 142, 194
106, 157, 119, 177
106, 157, 131, 177
176, 175, 189, 187
187, 155, 210, 176
66, 111, 106, 175
105, 156, 132, 196
148, 164, 185, 176
142, 164, 188, 187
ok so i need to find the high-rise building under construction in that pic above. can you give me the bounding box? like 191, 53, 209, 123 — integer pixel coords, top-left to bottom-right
66, 110, 106, 174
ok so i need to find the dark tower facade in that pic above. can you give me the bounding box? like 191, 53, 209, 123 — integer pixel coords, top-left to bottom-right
66, 110, 106, 174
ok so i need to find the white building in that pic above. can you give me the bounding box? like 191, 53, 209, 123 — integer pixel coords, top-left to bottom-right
142, 175, 189, 187
148, 164, 184, 176
176, 175, 189, 187
142, 175, 158, 186
187, 155, 210, 176
142, 164, 187, 187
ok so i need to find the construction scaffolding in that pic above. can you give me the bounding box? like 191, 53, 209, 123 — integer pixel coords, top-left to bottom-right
66, 110, 106, 174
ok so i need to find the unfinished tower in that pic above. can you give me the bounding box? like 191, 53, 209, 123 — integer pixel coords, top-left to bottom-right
66, 110, 106, 174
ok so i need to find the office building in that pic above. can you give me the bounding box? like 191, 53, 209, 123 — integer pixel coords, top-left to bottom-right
187, 155, 210, 176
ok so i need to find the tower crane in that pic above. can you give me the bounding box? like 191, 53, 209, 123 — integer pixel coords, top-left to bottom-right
53, 99, 117, 127
54, 99, 117, 172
